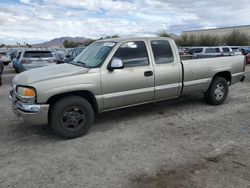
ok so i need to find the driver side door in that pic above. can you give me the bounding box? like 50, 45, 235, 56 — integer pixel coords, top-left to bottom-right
101, 41, 155, 110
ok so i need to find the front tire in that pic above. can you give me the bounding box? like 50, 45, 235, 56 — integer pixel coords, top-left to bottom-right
204, 77, 229, 105
50, 96, 94, 139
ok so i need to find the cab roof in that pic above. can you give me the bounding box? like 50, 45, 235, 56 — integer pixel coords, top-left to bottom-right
98, 37, 173, 43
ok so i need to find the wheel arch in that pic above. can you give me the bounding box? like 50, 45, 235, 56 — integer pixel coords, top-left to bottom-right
212, 71, 232, 83
47, 90, 99, 113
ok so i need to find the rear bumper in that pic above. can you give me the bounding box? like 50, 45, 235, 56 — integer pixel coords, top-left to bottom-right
9, 92, 49, 125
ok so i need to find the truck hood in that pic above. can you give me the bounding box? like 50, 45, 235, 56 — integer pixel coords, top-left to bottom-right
13, 63, 90, 85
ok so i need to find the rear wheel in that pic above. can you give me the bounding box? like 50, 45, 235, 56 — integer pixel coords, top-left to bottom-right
204, 77, 229, 105
50, 96, 94, 139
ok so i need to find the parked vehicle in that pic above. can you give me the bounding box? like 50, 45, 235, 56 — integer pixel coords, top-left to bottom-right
231, 47, 242, 56
241, 48, 250, 56
52, 51, 65, 64
189, 46, 233, 58
10, 37, 245, 139
178, 48, 189, 55
0, 51, 11, 65
63, 47, 85, 63
0, 61, 3, 85
9, 49, 19, 60
14, 50, 55, 73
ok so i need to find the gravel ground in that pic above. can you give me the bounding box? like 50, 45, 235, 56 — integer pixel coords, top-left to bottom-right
0, 65, 250, 188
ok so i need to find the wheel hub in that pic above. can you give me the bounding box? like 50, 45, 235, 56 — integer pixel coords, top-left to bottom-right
214, 83, 225, 100
61, 106, 86, 130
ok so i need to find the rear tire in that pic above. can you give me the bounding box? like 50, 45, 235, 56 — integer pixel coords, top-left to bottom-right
204, 77, 229, 105
50, 96, 94, 139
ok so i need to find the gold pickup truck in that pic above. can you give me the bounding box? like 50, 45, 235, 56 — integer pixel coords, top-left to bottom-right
9, 37, 246, 138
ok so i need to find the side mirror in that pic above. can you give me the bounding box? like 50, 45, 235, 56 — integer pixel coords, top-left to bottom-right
108, 58, 124, 71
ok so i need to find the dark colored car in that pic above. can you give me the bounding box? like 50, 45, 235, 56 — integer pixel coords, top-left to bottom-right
241, 48, 250, 56
63, 47, 86, 63
0, 61, 3, 85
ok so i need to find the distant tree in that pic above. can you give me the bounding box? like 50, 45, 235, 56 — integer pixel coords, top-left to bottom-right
197, 34, 221, 46
83, 39, 96, 46
176, 34, 221, 47
63, 40, 78, 48
224, 30, 250, 46
175, 34, 198, 47
157, 31, 172, 38
111, 34, 120, 38
102, 34, 120, 39
0, 44, 5, 48
26, 43, 32, 48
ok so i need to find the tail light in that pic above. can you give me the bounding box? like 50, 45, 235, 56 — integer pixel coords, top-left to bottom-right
21, 59, 29, 64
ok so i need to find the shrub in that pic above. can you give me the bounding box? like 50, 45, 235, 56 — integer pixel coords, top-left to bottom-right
224, 30, 250, 46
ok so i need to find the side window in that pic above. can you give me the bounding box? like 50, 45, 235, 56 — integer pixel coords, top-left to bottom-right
113, 41, 149, 68
205, 48, 212, 53
210, 48, 216, 53
215, 48, 220, 53
222, 48, 230, 52
150, 40, 174, 64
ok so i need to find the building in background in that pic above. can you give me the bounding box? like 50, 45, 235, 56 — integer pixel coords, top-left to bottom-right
182, 25, 250, 36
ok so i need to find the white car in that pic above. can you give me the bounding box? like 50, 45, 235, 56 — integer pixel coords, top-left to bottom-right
189, 46, 233, 59
0, 51, 11, 65
231, 47, 242, 56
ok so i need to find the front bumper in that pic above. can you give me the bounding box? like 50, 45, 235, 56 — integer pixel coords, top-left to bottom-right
9, 91, 49, 125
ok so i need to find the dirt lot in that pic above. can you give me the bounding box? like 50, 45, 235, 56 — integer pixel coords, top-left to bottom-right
0, 65, 250, 188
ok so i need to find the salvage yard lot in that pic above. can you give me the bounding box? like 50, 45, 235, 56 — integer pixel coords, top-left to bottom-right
0, 66, 250, 187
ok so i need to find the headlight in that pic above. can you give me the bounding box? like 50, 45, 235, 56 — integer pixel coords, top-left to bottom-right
17, 86, 36, 98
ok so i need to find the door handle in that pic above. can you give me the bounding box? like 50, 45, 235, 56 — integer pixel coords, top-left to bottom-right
144, 71, 153, 77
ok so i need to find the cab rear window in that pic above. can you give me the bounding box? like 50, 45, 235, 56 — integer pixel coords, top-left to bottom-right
23, 51, 53, 58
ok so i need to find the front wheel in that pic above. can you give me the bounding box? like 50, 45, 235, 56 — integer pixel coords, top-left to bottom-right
50, 96, 94, 139
204, 77, 229, 105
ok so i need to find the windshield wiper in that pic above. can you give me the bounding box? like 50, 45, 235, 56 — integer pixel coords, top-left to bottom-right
72, 61, 91, 68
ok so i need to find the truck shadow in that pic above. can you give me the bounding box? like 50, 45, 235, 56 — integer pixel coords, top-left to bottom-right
93, 94, 205, 132
6, 94, 205, 142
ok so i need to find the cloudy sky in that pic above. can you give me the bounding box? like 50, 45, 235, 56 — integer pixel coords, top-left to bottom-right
0, 0, 250, 44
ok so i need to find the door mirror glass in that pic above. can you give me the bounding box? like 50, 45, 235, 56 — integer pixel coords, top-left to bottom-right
108, 58, 124, 70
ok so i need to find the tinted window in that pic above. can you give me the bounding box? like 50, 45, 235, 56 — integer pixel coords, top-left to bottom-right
113, 41, 149, 67
215, 48, 220, 53
151, 40, 174, 64
222, 48, 230, 52
189, 48, 203, 54
23, 51, 53, 58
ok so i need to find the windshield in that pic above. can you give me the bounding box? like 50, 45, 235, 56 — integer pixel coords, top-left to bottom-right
73, 42, 116, 68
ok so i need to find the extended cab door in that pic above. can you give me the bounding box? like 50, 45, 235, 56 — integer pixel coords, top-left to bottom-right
101, 41, 154, 110
149, 39, 182, 100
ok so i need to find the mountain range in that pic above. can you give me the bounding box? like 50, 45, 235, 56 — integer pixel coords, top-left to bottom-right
32, 37, 88, 47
